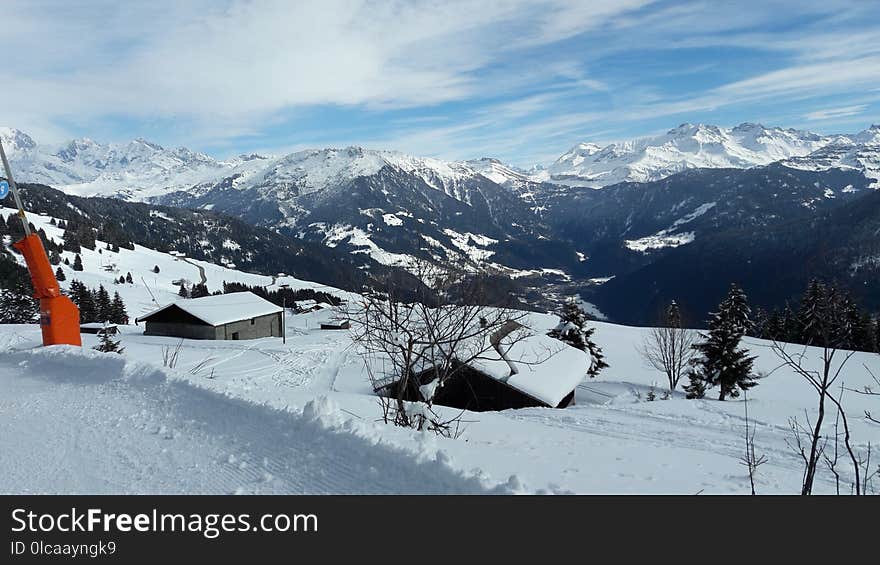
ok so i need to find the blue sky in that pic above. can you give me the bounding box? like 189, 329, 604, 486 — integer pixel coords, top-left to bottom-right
2, 0, 879, 166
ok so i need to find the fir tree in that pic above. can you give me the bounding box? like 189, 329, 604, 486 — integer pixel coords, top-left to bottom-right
548, 299, 608, 378
63, 227, 81, 253
0, 279, 38, 323
190, 283, 209, 298
93, 326, 124, 354
95, 285, 112, 322
49, 248, 61, 265
63, 257, 70, 266
72, 254, 84, 271
109, 292, 128, 325
798, 279, 826, 345
178, 284, 190, 298
55, 266, 66, 281
125, 272, 133, 284
152, 265, 160, 274
69, 280, 97, 323
685, 284, 759, 401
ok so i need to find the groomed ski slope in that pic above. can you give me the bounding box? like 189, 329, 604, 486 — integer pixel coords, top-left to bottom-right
0, 338, 518, 495
2, 315, 879, 494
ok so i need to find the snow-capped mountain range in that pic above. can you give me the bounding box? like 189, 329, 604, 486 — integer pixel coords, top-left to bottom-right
5, 122, 880, 322
544, 122, 880, 187
3, 122, 879, 203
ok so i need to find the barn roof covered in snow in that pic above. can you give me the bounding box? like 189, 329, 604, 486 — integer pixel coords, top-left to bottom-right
136, 291, 282, 327
469, 332, 589, 407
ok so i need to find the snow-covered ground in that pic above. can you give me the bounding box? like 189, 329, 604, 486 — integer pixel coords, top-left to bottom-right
2, 312, 878, 494
1, 209, 879, 494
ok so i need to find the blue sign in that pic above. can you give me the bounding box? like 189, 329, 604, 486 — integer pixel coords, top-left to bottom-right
0, 180, 8, 199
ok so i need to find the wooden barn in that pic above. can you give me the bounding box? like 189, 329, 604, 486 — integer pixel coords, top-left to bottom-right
135, 291, 283, 340
376, 329, 588, 412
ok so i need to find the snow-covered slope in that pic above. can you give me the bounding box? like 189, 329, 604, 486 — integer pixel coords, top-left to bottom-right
1, 205, 354, 321
2, 305, 878, 494
2, 204, 879, 494
543, 122, 865, 187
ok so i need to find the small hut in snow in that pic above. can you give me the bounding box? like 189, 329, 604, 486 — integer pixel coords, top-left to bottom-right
136, 291, 283, 340
377, 325, 589, 411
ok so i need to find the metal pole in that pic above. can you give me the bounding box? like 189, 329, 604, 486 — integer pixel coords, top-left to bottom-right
282, 296, 286, 344
0, 138, 32, 236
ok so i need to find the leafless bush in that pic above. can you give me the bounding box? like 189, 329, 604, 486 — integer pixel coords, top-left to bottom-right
162, 339, 184, 368
775, 342, 857, 494
189, 355, 216, 376
739, 391, 767, 495
346, 259, 556, 437
639, 301, 696, 391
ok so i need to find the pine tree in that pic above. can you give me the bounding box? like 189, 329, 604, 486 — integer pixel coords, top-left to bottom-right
152, 265, 160, 274
63, 257, 70, 266
109, 292, 128, 325
93, 326, 124, 354
548, 299, 608, 378
49, 249, 61, 265
95, 285, 112, 322
798, 279, 826, 345
69, 280, 97, 323
63, 227, 81, 253
55, 266, 66, 281
190, 283, 209, 298
685, 284, 759, 401
72, 254, 84, 271
0, 279, 38, 323
125, 272, 133, 284
178, 284, 190, 298
875, 316, 880, 354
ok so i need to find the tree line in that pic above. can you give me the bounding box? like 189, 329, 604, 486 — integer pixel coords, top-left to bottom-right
752, 279, 879, 353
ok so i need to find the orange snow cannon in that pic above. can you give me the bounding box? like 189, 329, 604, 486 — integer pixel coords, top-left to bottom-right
13, 234, 82, 347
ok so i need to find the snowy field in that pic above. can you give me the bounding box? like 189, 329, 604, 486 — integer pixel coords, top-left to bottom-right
2, 209, 879, 494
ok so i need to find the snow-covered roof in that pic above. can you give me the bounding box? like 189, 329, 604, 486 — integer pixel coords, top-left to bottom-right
136, 291, 282, 326
470, 333, 589, 407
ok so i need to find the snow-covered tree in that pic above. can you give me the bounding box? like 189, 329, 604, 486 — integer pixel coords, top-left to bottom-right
548, 298, 608, 378
0, 280, 38, 324
684, 284, 758, 401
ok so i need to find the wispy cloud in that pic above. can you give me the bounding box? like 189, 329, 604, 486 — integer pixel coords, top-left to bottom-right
0, 0, 877, 165
804, 104, 868, 121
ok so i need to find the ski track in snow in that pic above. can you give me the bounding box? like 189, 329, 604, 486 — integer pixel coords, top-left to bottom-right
0, 349, 508, 495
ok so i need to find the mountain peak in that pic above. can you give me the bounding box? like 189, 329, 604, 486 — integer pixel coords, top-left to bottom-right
0, 127, 37, 152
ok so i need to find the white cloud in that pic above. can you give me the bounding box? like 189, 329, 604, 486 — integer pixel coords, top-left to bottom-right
804, 104, 868, 121
0, 0, 644, 143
